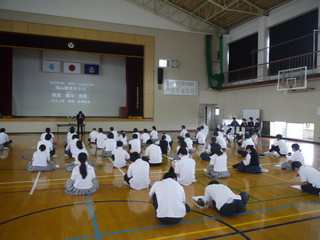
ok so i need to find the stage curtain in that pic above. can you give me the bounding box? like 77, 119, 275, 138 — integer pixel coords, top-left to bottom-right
0, 47, 12, 118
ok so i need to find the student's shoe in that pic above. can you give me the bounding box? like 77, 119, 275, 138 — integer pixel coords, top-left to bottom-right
185, 203, 191, 212
273, 152, 280, 157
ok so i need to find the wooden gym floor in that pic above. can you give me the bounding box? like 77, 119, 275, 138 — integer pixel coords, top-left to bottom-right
0, 132, 319, 240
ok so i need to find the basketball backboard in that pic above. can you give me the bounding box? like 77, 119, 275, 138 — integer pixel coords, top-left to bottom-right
277, 66, 307, 91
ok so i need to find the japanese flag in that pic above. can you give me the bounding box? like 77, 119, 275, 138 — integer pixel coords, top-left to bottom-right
63, 62, 81, 74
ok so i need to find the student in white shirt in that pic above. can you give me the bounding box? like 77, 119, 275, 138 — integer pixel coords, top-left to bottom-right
143, 139, 162, 166
184, 133, 196, 153
128, 133, 141, 154
196, 127, 206, 145
178, 125, 188, 140
237, 134, 255, 157
265, 134, 289, 157
65, 127, 76, 146
101, 132, 117, 157
28, 144, 57, 171
118, 130, 128, 147
141, 128, 151, 147
88, 128, 99, 144
124, 152, 150, 190
149, 172, 190, 225
291, 161, 320, 195
171, 148, 196, 186
213, 131, 227, 150
65, 134, 79, 158
162, 133, 173, 147
65, 152, 99, 195
204, 180, 249, 216
0, 128, 13, 150
281, 143, 305, 170
132, 128, 140, 140
112, 141, 130, 168
96, 128, 107, 149
40, 127, 54, 144
110, 127, 119, 141
206, 144, 230, 179
66, 140, 89, 172
37, 133, 55, 157
150, 126, 159, 141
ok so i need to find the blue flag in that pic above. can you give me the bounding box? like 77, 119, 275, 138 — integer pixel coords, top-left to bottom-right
84, 64, 100, 75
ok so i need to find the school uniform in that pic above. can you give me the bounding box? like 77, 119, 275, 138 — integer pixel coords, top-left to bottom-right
96, 133, 107, 149
233, 152, 261, 174
66, 148, 89, 172
268, 139, 289, 155
112, 147, 130, 168
281, 150, 305, 170
28, 150, 56, 171
179, 129, 188, 139
149, 178, 186, 224
66, 132, 76, 145
184, 137, 195, 153
65, 163, 99, 195
40, 132, 54, 143
128, 138, 141, 153
119, 135, 128, 147
132, 132, 140, 140
298, 166, 320, 195
174, 155, 196, 186
125, 159, 150, 190
102, 138, 117, 157
145, 144, 162, 165
237, 138, 255, 157
37, 139, 55, 157
196, 131, 206, 145
159, 139, 170, 154
0, 132, 12, 148
206, 153, 230, 179
164, 134, 173, 146
150, 130, 158, 141
204, 184, 248, 216
141, 133, 151, 147
216, 135, 227, 149
65, 138, 79, 158
88, 130, 99, 143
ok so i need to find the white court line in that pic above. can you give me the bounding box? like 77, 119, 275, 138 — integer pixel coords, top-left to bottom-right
29, 171, 41, 195
108, 157, 126, 176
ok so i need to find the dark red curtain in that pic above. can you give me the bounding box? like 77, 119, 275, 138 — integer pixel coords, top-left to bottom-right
0, 47, 12, 118
126, 57, 144, 118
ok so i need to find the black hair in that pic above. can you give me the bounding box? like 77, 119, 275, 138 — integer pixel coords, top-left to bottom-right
163, 172, 177, 180
211, 144, 223, 156
133, 128, 138, 132
117, 141, 123, 147
45, 133, 52, 141
76, 140, 83, 149
39, 144, 46, 151
275, 134, 282, 139
179, 141, 187, 148
143, 128, 148, 133
178, 147, 188, 155
107, 132, 114, 139
45, 128, 51, 133
130, 152, 140, 162
98, 128, 103, 133
78, 152, 88, 179
146, 139, 153, 145
185, 133, 190, 138
213, 131, 219, 137
246, 145, 258, 159
132, 133, 138, 139
0, 128, 5, 132
244, 133, 250, 139
152, 126, 157, 130
92, 128, 96, 131
181, 125, 185, 129
208, 180, 220, 185
70, 127, 75, 133
291, 143, 300, 151
72, 134, 78, 139
291, 161, 302, 170
110, 127, 114, 131
121, 131, 126, 137
161, 135, 166, 141
211, 137, 217, 143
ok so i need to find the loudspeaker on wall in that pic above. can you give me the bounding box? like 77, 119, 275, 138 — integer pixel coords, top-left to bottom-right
158, 67, 164, 84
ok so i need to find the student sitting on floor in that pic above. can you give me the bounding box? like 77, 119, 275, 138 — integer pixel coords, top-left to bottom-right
28, 144, 57, 172
233, 145, 261, 174
101, 132, 117, 157
158, 135, 171, 154
237, 134, 255, 157
150, 126, 159, 142
142, 139, 162, 166
149, 172, 190, 225
128, 133, 141, 154
118, 130, 128, 147
264, 134, 289, 157
65, 152, 99, 195
66, 141, 89, 172
141, 128, 151, 147
290, 161, 320, 195
184, 133, 196, 153
281, 143, 305, 170
37, 133, 55, 157
205, 144, 230, 179
88, 128, 99, 144
0, 128, 13, 151
112, 141, 130, 169
200, 137, 220, 161
204, 180, 249, 216
124, 152, 150, 190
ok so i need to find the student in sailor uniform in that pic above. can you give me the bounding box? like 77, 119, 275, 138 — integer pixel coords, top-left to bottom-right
118, 130, 128, 147
112, 141, 130, 169
96, 128, 107, 149
200, 137, 220, 161
37, 133, 55, 157
65, 152, 99, 195
143, 139, 162, 166
183, 133, 195, 153
128, 133, 141, 154
264, 134, 289, 157
101, 132, 117, 157
88, 128, 99, 144
290, 161, 320, 195
66, 140, 89, 172
237, 134, 255, 157
162, 133, 173, 147
150, 126, 159, 142
28, 144, 57, 171
204, 180, 249, 216
124, 152, 150, 190
206, 144, 230, 179
281, 143, 305, 170
0, 128, 13, 150
149, 172, 189, 225
110, 127, 119, 141
233, 145, 261, 174
141, 128, 151, 147
171, 148, 196, 186
158, 135, 171, 154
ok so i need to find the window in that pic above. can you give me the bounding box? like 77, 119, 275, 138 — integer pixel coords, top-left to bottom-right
270, 121, 314, 141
